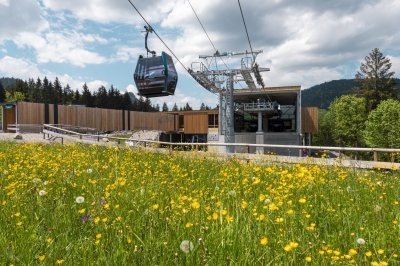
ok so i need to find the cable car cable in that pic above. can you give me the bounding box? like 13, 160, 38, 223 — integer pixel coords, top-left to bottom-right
237, 0, 255, 60
187, 0, 244, 89
127, 0, 189, 73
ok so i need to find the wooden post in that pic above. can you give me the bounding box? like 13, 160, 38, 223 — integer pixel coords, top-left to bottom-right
373, 151, 378, 162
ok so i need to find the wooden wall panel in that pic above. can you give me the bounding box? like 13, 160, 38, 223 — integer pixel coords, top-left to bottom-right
18, 102, 44, 124
15, 102, 203, 133
129, 111, 176, 132
184, 113, 208, 134
301, 107, 318, 133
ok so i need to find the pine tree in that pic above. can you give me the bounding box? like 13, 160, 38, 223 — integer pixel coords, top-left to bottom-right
199, 102, 206, 110
355, 48, 397, 111
0, 81, 5, 102
53, 77, 62, 104
82, 83, 94, 107
172, 103, 178, 111
121, 92, 133, 110
62, 84, 73, 105
162, 102, 169, 112
183, 102, 192, 111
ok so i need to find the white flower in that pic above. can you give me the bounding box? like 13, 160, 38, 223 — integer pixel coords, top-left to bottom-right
374, 205, 382, 212
264, 198, 271, 204
86, 168, 93, 174
75, 196, 85, 204
32, 178, 41, 184
38, 190, 46, 196
228, 190, 236, 197
346, 186, 352, 192
43, 181, 49, 186
356, 238, 366, 245
180, 240, 194, 253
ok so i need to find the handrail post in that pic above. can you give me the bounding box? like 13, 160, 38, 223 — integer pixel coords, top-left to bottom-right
373, 151, 379, 162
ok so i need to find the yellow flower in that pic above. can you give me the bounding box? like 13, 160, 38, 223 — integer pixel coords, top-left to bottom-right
286, 209, 294, 215
94, 217, 100, 223
96, 233, 102, 239
275, 217, 284, 223
259, 194, 266, 201
38, 255, 45, 261
209, 213, 217, 220
185, 222, 193, 228
56, 259, 65, 264
305, 256, 312, 262
284, 242, 299, 252
152, 204, 159, 210
348, 248, 358, 256
225, 215, 234, 223
260, 236, 268, 246
78, 208, 85, 214
299, 198, 306, 204
190, 201, 200, 209
365, 251, 372, 257
377, 249, 384, 255
241, 200, 248, 209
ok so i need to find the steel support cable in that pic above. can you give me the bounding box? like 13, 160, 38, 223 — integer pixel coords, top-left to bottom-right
127, 0, 190, 74
237, 0, 266, 89
237, 0, 254, 59
187, 0, 244, 89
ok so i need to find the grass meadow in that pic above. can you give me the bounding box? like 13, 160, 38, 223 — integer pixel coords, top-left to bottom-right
0, 142, 399, 265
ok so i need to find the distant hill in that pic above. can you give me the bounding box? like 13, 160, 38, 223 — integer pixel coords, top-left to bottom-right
0, 77, 20, 88
302, 78, 400, 109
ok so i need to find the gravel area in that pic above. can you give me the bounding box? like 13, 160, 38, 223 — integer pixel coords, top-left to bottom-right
0, 132, 52, 143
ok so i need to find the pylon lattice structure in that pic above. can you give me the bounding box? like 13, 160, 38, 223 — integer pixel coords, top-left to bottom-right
189, 50, 270, 152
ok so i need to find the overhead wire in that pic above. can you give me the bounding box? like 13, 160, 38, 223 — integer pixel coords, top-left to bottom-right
187, 0, 244, 89
237, 0, 266, 89
127, 0, 190, 74
237, 0, 254, 59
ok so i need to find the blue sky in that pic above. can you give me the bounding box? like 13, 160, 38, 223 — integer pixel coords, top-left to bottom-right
1, 0, 399, 109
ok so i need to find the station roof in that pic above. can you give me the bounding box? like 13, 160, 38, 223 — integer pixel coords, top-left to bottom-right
233, 86, 301, 105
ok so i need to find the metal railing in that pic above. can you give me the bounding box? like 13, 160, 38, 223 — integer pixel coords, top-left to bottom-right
42, 124, 400, 170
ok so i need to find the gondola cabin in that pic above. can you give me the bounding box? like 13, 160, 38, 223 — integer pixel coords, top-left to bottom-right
134, 52, 178, 98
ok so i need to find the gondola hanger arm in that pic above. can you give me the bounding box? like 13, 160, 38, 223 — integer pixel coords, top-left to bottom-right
144, 25, 156, 56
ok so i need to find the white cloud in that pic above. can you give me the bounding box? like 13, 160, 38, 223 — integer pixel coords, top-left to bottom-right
126, 84, 138, 94
114, 46, 142, 62
388, 56, 400, 78
0, 0, 48, 42
15, 32, 107, 67
0, 0, 10, 7
0, 55, 108, 93
42, 0, 179, 24
0, 56, 42, 79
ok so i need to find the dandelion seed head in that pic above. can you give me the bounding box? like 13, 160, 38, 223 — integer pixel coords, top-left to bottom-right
374, 205, 382, 212
180, 240, 194, 253
356, 238, 366, 245
38, 190, 46, 196
87, 168, 93, 174
228, 190, 236, 197
75, 196, 85, 204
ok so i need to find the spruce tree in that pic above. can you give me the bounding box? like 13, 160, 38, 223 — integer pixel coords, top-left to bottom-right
355, 48, 397, 111
0, 82, 5, 102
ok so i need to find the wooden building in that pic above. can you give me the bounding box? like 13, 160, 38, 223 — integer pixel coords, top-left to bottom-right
1, 96, 318, 154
